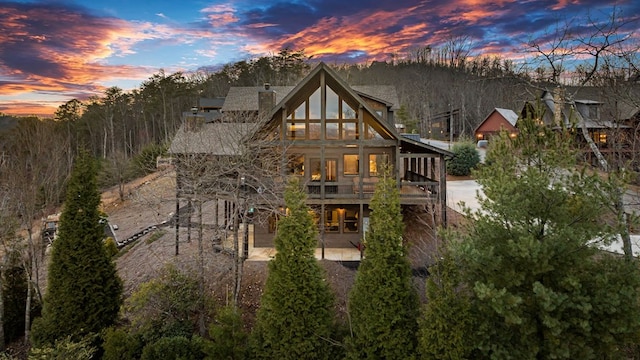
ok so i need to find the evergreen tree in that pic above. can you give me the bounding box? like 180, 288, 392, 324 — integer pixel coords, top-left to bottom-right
445, 120, 640, 358
206, 304, 248, 359
446, 141, 480, 176
250, 178, 337, 359
418, 250, 475, 359
32, 151, 123, 346
346, 165, 419, 359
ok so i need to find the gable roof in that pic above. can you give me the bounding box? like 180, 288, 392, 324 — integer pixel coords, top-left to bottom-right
172, 62, 451, 158
220, 70, 400, 113
261, 62, 400, 138
352, 85, 399, 111
473, 107, 518, 134
169, 123, 255, 155
526, 90, 633, 129
495, 108, 518, 126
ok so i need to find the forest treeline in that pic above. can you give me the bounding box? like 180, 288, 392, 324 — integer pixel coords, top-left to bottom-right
0, 47, 560, 211
2, 35, 638, 211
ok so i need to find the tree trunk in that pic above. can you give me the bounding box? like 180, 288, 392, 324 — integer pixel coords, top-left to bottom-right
197, 199, 206, 336
232, 200, 240, 306
0, 265, 5, 352
580, 121, 632, 258
24, 261, 31, 345
187, 199, 192, 243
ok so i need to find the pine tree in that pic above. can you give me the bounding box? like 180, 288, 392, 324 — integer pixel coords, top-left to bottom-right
445, 119, 640, 358
250, 178, 337, 359
32, 151, 123, 346
346, 165, 419, 359
418, 250, 475, 359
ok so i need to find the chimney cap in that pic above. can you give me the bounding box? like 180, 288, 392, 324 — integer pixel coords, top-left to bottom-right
264, 83, 270, 90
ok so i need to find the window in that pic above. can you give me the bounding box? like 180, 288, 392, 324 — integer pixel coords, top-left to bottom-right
326, 86, 340, 119
308, 121, 321, 140
325, 209, 339, 232
342, 100, 356, 119
365, 124, 383, 139
344, 155, 359, 175
288, 155, 304, 176
369, 154, 389, 176
599, 133, 607, 144
294, 102, 305, 119
309, 88, 321, 119
323, 206, 359, 234
311, 159, 322, 181
343, 208, 359, 233
310, 159, 337, 181
287, 122, 305, 139
342, 122, 358, 139
326, 159, 337, 181
282, 84, 363, 141
326, 122, 339, 140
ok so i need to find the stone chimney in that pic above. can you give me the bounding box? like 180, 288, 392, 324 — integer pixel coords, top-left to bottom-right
258, 83, 276, 118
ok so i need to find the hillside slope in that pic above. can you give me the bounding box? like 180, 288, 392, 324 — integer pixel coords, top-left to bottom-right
99, 170, 441, 325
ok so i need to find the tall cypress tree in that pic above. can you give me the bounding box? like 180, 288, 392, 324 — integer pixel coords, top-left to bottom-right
346, 165, 419, 359
32, 151, 122, 346
251, 178, 337, 359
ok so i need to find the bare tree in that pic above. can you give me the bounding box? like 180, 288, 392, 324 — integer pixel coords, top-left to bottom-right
170, 111, 289, 306
523, 7, 640, 259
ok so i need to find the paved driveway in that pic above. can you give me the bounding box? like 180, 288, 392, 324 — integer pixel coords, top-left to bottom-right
446, 179, 483, 214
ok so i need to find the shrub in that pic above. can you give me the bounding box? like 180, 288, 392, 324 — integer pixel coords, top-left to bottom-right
140, 336, 206, 360
102, 327, 144, 360
104, 237, 119, 258
446, 142, 480, 176
145, 229, 166, 245
124, 264, 201, 343
29, 334, 97, 360
131, 143, 168, 177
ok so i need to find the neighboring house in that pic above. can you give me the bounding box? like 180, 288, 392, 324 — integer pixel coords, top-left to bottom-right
474, 108, 519, 141
170, 62, 451, 257
188, 97, 225, 123
520, 90, 638, 168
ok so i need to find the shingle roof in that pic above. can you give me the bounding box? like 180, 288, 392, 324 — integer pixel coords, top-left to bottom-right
495, 108, 518, 126
199, 97, 225, 108
352, 85, 400, 110
221, 86, 294, 112
169, 123, 256, 155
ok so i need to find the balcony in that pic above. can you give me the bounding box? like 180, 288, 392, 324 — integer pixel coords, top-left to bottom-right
305, 174, 439, 204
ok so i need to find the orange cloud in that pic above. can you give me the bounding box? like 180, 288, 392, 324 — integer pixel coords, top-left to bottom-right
551, 0, 580, 11
256, 1, 523, 62
0, 101, 59, 118
0, 3, 217, 109
262, 6, 431, 62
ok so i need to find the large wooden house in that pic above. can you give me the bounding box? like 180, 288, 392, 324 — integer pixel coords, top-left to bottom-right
170, 62, 451, 257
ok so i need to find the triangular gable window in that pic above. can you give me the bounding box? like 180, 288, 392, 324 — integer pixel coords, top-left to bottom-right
283, 83, 386, 141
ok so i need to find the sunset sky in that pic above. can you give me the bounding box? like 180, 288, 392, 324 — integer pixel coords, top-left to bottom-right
0, 0, 638, 117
